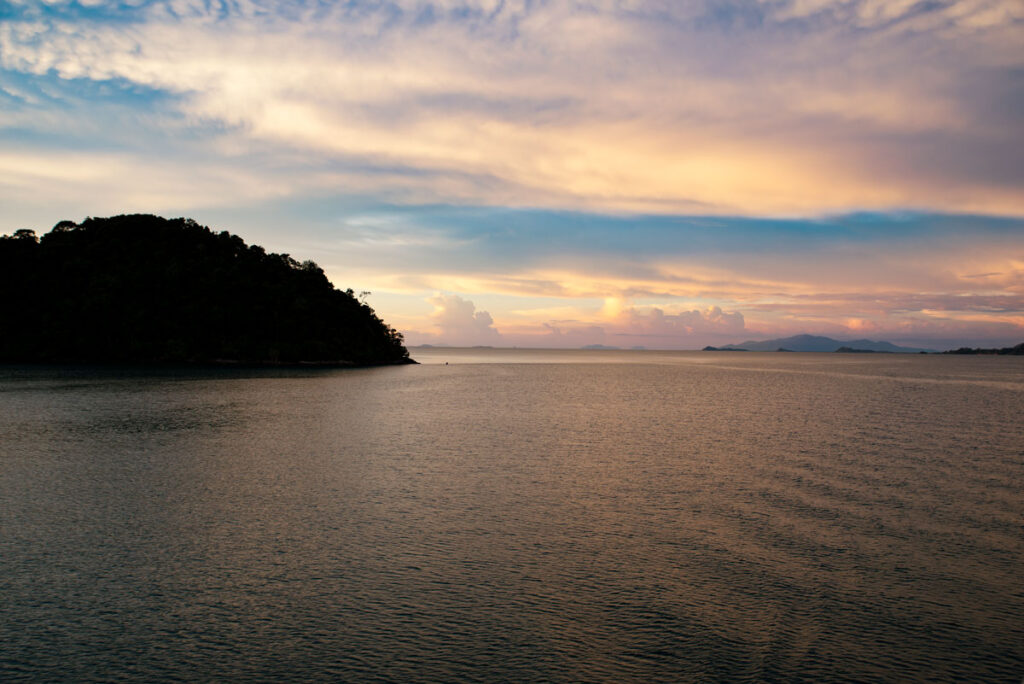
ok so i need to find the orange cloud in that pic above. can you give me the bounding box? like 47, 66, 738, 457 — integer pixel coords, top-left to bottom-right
2, 1, 1021, 216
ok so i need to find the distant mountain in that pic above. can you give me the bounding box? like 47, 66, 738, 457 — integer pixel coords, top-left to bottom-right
713, 334, 934, 353
581, 344, 621, 350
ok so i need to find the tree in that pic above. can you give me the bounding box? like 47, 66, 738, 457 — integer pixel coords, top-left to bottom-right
0, 214, 412, 365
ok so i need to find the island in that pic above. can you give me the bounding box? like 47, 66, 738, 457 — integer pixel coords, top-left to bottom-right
706, 334, 934, 353
0, 214, 413, 366
943, 343, 1024, 355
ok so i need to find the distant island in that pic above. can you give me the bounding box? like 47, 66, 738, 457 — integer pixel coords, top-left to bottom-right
705, 334, 934, 353
943, 343, 1024, 355
0, 215, 413, 366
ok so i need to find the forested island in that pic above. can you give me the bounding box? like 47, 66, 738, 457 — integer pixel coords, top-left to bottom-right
0, 214, 412, 366
943, 343, 1024, 355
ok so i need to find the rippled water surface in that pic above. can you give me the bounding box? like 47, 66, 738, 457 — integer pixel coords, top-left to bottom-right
2, 350, 1022, 682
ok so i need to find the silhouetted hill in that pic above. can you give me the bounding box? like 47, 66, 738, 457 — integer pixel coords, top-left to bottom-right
714, 334, 933, 353
0, 215, 412, 365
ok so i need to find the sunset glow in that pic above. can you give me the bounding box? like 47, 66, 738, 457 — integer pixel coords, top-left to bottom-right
2, 0, 1021, 348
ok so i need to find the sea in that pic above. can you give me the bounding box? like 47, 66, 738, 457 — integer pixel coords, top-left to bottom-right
1, 348, 1022, 682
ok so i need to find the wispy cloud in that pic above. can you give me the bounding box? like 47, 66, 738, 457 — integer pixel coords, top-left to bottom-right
1, 0, 1021, 216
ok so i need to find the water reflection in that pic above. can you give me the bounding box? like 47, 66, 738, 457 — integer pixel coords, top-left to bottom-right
1, 354, 1022, 681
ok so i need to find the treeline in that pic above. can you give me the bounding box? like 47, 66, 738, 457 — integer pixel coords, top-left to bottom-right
943, 342, 1024, 355
0, 214, 411, 365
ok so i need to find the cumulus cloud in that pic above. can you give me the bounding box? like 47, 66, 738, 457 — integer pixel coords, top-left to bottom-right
621, 306, 746, 336
427, 293, 502, 345
490, 304, 748, 349
522, 305, 749, 348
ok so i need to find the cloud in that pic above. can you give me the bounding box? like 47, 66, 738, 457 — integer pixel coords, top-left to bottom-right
426, 293, 502, 345
620, 306, 746, 336
0, 0, 1021, 216
135, 203, 1021, 349
1, 1, 1022, 348
478, 304, 748, 350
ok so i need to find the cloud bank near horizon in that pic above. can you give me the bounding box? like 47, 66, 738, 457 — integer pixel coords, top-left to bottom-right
295, 206, 1022, 350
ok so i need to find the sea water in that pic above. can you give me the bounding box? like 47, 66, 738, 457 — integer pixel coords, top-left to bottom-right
2, 350, 1022, 681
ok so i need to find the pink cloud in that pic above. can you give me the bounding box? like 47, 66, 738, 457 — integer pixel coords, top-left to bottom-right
425, 293, 502, 345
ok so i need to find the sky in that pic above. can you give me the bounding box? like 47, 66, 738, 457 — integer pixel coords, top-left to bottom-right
1, 0, 1022, 349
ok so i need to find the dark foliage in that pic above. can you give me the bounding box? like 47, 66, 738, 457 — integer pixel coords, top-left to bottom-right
943, 342, 1024, 355
0, 214, 411, 365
